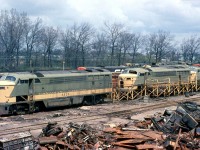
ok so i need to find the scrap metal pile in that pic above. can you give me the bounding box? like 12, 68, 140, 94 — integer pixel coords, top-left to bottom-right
36, 101, 200, 150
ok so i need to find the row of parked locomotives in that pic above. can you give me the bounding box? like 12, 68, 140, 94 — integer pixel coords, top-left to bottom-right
0, 70, 112, 115
112, 65, 200, 100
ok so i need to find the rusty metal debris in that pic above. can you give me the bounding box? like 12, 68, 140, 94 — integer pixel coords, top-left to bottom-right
33, 101, 200, 150
133, 101, 200, 149
0, 131, 34, 150
40, 122, 63, 137
38, 122, 109, 150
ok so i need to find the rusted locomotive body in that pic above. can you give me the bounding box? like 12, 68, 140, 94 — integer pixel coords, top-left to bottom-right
0, 70, 112, 115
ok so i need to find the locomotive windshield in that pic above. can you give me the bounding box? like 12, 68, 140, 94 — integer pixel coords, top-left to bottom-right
122, 70, 129, 74
0, 75, 16, 82
129, 70, 137, 74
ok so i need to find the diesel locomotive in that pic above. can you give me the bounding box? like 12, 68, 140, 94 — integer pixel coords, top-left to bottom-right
0, 70, 112, 115
118, 65, 196, 89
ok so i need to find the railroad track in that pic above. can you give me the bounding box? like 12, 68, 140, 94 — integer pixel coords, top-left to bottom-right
0, 95, 200, 136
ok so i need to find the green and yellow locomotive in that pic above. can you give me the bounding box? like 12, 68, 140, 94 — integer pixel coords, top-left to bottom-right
0, 70, 112, 115
118, 65, 195, 89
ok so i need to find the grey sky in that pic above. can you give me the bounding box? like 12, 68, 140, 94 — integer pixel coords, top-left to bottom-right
0, 0, 200, 38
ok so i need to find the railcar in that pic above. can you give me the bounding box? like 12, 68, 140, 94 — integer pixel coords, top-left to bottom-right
118, 66, 195, 89
0, 70, 112, 115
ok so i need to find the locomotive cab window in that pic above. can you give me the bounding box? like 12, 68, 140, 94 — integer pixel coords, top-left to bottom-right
35, 79, 41, 83
122, 70, 128, 74
140, 73, 145, 76
129, 70, 137, 74
5, 76, 16, 82
18, 80, 28, 84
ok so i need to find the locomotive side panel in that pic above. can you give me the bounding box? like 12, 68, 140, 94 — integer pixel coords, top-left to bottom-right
118, 66, 193, 90
146, 67, 191, 84
11, 80, 29, 96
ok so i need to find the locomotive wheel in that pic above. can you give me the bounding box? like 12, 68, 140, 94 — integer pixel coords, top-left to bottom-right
29, 102, 35, 113
9, 104, 30, 115
82, 96, 94, 105
95, 95, 104, 104
9, 105, 17, 115
34, 102, 46, 112
82, 99, 93, 106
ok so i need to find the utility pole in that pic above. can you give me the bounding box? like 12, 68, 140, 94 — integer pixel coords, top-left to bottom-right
63, 61, 65, 70
30, 59, 33, 73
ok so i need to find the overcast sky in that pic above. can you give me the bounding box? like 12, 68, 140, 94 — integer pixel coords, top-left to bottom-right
0, 0, 200, 39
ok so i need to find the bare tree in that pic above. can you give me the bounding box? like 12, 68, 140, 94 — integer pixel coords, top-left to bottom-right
116, 32, 133, 65
24, 18, 43, 67
0, 9, 27, 69
41, 26, 58, 67
66, 23, 94, 68
168, 46, 181, 62
79, 23, 94, 66
144, 34, 156, 64
103, 22, 125, 65
131, 33, 142, 63
181, 35, 200, 63
60, 29, 72, 67
92, 33, 108, 66
68, 23, 82, 68
145, 30, 173, 64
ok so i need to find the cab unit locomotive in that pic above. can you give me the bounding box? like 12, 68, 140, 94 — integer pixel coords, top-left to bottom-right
0, 70, 112, 115
118, 65, 195, 89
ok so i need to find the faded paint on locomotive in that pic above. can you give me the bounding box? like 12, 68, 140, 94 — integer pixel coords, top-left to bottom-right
190, 67, 200, 84
118, 66, 196, 89
0, 70, 112, 115
118, 68, 148, 89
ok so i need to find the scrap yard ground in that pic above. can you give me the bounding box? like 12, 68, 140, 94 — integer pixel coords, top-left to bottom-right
0, 94, 200, 149
0, 95, 193, 134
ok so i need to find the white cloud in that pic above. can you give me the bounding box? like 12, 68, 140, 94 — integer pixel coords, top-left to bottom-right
0, 0, 200, 38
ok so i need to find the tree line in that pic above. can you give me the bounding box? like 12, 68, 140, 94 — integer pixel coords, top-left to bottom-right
0, 9, 200, 71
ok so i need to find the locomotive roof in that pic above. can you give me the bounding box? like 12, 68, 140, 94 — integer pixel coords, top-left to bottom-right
37, 70, 110, 77
1, 70, 111, 79
148, 66, 190, 72
124, 66, 191, 74
125, 68, 148, 73
1, 72, 37, 79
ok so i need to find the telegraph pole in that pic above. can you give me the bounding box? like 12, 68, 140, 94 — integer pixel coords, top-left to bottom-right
63, 61, 65, 70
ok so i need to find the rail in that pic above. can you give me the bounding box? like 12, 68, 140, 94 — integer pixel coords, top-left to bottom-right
0, 95, 200, 136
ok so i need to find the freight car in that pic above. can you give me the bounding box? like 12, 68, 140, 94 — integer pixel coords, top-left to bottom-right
0, 70, 112, 115
118, 65, 195, 89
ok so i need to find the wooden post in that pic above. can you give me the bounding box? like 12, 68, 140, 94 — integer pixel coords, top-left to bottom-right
174, 128, 182, 150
